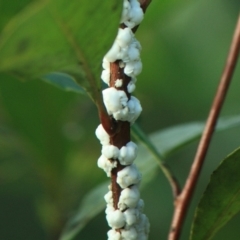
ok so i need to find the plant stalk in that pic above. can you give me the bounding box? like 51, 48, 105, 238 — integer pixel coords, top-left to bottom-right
100, 0, 153, 210
168, 14, 240, 240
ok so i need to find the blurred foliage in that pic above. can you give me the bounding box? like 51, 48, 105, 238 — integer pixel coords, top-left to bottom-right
0, 0, 122, 102
0, 0, 240, 240
60, 116, 240, 240
190, 147, 240, 240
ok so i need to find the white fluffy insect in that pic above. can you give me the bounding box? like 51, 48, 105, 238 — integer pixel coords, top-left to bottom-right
127, 80, 136, 93
124, 208, 139, 226
124, 60, 142, 77
102, 145, 120, 159
107, 229, 121, 240
121, 0, 144, 28
117, 164, 141, 188
97, 0, 150, 239
104, 191, 113, 205
119, 141, 138, 165
121, 227, 138, 240
106, 209, 126, 229
116, 28, 133, 48
95, 124, 110, 145
97, 155, 117, 177
135, 213, 150, 237
115, 79, 123, 88
102, 88, 128, 115
118, 185, 140, 210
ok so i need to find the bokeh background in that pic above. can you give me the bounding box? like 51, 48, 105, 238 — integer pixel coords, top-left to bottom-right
0, 0, 240, 239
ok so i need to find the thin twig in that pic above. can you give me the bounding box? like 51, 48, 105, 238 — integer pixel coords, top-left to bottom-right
137, 0, 182, 199
131, 124, 181, 198
168, 14, 240, 240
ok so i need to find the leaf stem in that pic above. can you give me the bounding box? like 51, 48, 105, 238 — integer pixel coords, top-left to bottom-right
168, 14, 240, 240
132, 124, 181, 197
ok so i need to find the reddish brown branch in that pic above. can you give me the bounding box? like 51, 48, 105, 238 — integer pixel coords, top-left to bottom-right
99, 0, 153, 211
139, 0, 152, 13
168, 14, 240, 240
100, 0, 181, 210
109, 61, 132, 209
110, 121, 131, 208
99, 110, 118, 136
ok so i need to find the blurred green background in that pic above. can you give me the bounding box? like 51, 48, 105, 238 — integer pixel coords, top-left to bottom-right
0, 0, 240, 239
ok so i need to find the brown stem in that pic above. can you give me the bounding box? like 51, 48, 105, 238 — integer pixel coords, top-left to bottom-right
99, 0, 153, 210
168, 14, 240, 240
109, 60, 132, 209
110, 121, 131, 208
162, 162, 181, 198
139, 0, 152, 13
98, 109, 117, 136
100, 0, 180, 210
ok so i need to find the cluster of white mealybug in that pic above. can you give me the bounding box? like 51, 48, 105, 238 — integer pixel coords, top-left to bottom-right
96, 0, 150, 239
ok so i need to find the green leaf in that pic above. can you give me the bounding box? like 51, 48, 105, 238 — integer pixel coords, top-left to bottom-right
131, 123, 165, 161
0, 0, 33, 32
149, 115, 240, 157
0, 0, 122, 102
60, 181, 109, 240
0, 125, 33, 187
0, 74, 75, 173
0, 73, 82, 229
190, 147, 240, 240
42, 72, 86, 95
60, 115, 240, 239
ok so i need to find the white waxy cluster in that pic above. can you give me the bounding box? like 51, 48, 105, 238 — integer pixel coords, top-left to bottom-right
117, 164, 141, 188
119, 141, 138, 165
96, 0, 150, 239
118, 185, 140, 210
103, 89, 142, 123
103, 30, 142, 85
121, 0, 144, 28
97, 155, 117, 177
96, 124, 110, 145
